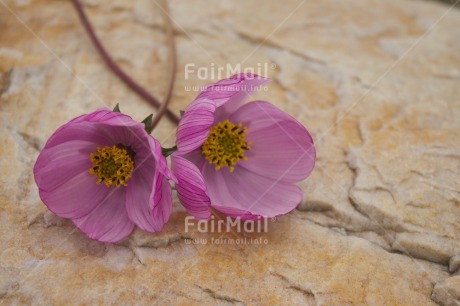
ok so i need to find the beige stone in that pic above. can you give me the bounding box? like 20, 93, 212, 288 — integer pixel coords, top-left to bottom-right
450, 255, 460, 273
1, 0, 460, 304
432, 276, 460, 306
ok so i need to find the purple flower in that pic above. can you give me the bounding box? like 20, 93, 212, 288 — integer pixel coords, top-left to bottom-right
171, 74, 316, 220
34, 109, 177, 242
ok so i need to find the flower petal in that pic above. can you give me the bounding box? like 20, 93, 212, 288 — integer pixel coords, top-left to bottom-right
34, 140, 96, 192
171, 154, 211, 220
176, 98, 216, 154
176, 73, 270, 155
73, 187, 134, 243
147, 136, 177, 183
44, 121, 113, 148
37, 169, 111, 219
175, 74, 269, 154
45, 108, 143, 149
34, 136, 111, 220
202, 163, 302, 219
89, 111, 177, 182
125, 160, 173, 232
80, 108, 142, 128
230, 101, 315, 183
152, 177, 173, 231
203, 73, 270, 120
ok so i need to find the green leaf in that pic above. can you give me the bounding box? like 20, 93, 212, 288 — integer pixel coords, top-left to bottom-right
142, 114, 153, 134
113, 103, 121, 112
162, 145, 177, 157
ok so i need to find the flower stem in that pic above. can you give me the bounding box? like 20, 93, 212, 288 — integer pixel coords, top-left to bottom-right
71, 0, 180, 125
149, 0, 176, 130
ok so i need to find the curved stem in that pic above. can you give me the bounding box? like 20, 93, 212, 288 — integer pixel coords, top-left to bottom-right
71, 0, 180, 125
150, 0, 176, 130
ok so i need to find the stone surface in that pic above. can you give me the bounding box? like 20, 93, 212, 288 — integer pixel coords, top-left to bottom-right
450, 255, 460, 273
432, 276, 460, 306
1, 0, 460, 304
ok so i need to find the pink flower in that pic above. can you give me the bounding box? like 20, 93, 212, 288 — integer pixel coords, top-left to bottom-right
34, 109, 177, 242
171, 74, 316, 220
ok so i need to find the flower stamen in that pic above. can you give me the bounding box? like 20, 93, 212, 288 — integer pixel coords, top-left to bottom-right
89, 145, 134, 187
202, 119, 251, 172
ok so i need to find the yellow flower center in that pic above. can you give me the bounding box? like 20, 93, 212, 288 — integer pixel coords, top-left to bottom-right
89, 145, 134, 187
202, 119, 252, 172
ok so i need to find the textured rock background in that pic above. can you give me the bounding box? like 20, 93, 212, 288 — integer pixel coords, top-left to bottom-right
1, 0, 460, 305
